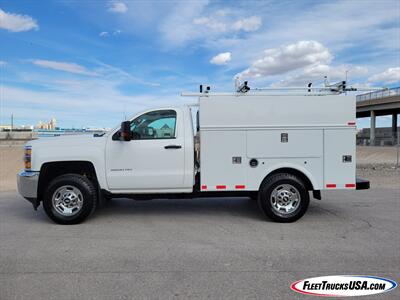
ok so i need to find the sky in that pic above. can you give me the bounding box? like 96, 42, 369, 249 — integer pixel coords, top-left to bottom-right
0, 0, 399, 129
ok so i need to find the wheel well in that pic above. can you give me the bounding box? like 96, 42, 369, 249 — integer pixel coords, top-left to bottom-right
262, 168, 314, 191
38, 161, 98, 200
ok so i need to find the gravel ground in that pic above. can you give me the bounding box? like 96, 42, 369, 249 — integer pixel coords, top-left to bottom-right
357, 166, 400, 189
356, 146, 399, 166
0, 146, 24, 192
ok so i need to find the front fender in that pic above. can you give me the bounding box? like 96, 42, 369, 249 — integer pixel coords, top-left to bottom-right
33, 146, 107, 189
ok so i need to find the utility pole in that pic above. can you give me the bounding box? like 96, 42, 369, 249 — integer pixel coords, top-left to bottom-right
11, 113, 13, 132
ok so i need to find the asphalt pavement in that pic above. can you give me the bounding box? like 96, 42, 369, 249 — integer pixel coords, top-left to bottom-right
0, 188, 399, 299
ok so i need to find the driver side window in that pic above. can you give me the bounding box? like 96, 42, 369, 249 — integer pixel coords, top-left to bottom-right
130, 110, 177, 140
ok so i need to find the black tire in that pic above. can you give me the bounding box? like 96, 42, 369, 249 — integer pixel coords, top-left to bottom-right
258, 173, 309, 222
43, 174, 97, 224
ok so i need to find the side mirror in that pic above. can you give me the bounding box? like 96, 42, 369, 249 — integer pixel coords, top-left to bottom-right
120, 121, 131, 141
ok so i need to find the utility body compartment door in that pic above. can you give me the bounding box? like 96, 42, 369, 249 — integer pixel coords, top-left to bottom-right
323, 129, 356, 189
200, 130, 247, 191
247, 129, 323, 158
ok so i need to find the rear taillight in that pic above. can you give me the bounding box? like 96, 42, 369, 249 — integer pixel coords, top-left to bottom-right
24, 146, 32, 170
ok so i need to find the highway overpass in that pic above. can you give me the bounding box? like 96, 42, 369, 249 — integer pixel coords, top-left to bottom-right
356, 87, 400, 145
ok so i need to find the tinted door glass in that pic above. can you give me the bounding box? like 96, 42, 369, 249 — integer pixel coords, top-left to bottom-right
130, 110, 176, 139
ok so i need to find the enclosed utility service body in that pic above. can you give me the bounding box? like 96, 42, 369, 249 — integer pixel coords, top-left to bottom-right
17, 88, 370, 224
199, 94, 356, 192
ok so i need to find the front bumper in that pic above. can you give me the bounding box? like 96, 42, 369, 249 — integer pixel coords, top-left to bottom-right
17, 171, 40, 209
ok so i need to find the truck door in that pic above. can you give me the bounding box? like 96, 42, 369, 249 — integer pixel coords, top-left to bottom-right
105, 109, 185, 190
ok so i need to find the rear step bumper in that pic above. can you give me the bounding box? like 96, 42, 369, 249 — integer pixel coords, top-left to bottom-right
356, 178, 370, 190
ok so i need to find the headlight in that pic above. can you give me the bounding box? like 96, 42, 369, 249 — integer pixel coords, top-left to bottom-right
24, 146, 32, 170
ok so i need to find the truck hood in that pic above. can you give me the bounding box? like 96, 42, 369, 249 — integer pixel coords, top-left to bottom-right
27, 133, 109, 149
26, 133, 110, 172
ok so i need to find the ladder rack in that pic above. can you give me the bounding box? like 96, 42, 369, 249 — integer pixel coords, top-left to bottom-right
181, 81, 386, 97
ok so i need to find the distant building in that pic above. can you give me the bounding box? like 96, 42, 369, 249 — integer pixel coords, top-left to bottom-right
50, 117, 57, 129
0, 124, 33, 131
36, 118, 57, 130
0, 125, 12, 131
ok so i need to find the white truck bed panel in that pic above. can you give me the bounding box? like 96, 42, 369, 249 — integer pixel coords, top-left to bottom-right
247, 129, 323, 158
245, 157, 324, 190
200, 130, 247, 191
200, 95, 355, 128
323, 129, 356, 189
200, 129, 324, 191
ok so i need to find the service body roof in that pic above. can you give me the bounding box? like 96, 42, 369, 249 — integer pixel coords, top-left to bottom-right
199, 95, 355, 129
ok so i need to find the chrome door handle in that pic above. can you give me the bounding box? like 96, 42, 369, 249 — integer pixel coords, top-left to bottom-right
164, 145, 182, 149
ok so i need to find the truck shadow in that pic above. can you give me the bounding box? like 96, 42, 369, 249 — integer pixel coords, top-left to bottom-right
11, 193, 348, 224
95, 197, 266, 221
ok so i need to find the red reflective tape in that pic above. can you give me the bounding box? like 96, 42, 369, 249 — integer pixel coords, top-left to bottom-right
201, 185, 207, 190
235, 185, 246, 189
347, 121, 356, 125
345, 183, 356, 188
326, 184, 336, 188
216, 185, 226, 190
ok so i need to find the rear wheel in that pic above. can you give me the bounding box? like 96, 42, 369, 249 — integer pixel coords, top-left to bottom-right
258, 173, 309, 222
43, 174, 97, 224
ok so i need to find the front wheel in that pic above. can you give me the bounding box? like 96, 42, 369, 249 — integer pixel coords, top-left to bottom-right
258, 173, 309, 222
43, 174, 97, 224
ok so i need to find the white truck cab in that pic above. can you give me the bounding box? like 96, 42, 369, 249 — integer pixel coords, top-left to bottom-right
17, 82, 370, 224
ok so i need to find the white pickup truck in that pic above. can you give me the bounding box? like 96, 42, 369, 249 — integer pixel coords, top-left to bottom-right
17, 84, 369, 224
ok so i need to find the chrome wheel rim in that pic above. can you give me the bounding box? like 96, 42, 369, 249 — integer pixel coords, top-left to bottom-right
270, 184, 301, 216
52, 185, 83, 217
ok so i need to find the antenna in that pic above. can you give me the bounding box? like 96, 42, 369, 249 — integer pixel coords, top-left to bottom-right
234, 77, 241, 90
324, 76, 329, 87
